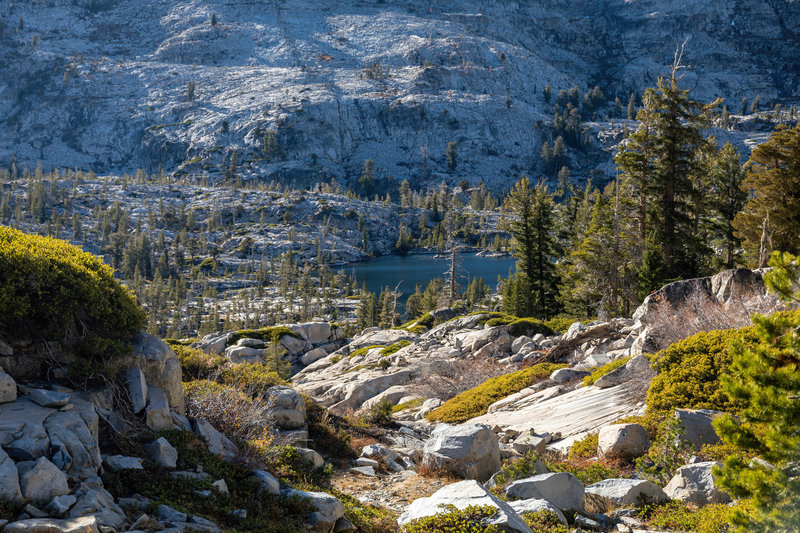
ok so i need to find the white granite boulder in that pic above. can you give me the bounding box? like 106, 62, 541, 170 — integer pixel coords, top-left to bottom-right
597, 423, 650, 460
423, 423, 501, 482
584, 478, 668, 513
506, 472, 585, 512
664, 461, 730, 506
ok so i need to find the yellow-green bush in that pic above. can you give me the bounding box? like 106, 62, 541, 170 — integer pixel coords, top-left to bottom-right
646, 327, 760, 414
380, 340, 410, 356
400, 505, 500, 533
166, 341, 226, 381
642, 500, 749, 533
583, 356, 632, 386
227, 326, 299, 346
507, 318, 553, 337
520, 511, 569, 533
0, 226, 144, 357
568, 433, 598, 460
427, 363, 566, 424
544, 315, 592, 334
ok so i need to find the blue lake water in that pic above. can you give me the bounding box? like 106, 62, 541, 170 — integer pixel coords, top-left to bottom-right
336, 252, 517, 307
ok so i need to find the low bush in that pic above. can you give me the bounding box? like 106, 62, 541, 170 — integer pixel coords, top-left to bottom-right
219, 362, 286, 393
350, 345, 382, 358
361, 399, 394, 427
546, 456, 631, 486
426, 362, 566, 424
0, 226, 145, 359
227, 326, 300, 346
257, 444, 333, 487
489, 452, 544, 493
583, 356, 632, 386
568, 433, 598, 460
520, 510, 569, 533
507, 318, 554, 337
182, 380, 272, 443
646, 327, 760, 415
166, 341, 225, 381
543, 315, 591, 334
304, 397, 358, 464
380, 340, 410, 356
400, 504, 500, 533
641, 500, 747, 533
328, 488, 397, 533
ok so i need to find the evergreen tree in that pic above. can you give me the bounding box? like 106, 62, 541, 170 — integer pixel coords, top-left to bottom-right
359, 159, 376, 197
709, 142, 748, 268
502, 176, 560, 318
714, 253, 800, 532
446, 141, 458, 171
733, 123, 800, 261
405, 285, 424, 320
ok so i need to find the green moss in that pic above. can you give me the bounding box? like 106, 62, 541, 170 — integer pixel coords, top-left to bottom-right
427, 363, 566, 424
0, 226, 145, 359
400, 505, 501, 533
583, 356, 633, 386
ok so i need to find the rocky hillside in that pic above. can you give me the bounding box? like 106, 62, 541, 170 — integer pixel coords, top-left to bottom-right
1, 0, 798, 189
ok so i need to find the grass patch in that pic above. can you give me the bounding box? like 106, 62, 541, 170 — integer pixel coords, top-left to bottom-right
426, 362, 566, 424
583, 356, 632, 386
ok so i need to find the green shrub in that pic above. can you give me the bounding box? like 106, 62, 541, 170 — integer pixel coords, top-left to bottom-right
400, 505, 500, 533
568, 433, 598, 460
304, 397, 358, 464
520, 510, 569, 533
349, 345, 382, 358
380, 340, 410, 356
583, 356, 632, 386
227, 326, 300, 346
546, 459, 629, 486
489, 452, 545, 493
220, 362, 286, 393
0, 226, 145, 358
362, 400, 394, 427
427, 363, 566, 424
642, 500, 743, 533
328, 488, 397, 533
646, 327, 760, 414
507, 318, 554, 337
166, 341, 225, 381
543, 315, 590, 334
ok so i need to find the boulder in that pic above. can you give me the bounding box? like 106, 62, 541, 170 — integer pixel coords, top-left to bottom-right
68, 488, 126, 529
43, 409, 102, 482
423, 423, 501, 482
584, 479, 668, 513
253, 469, 280, 495
511, 336, 532, 354
124, 366, 148, 414
512, 434, 546, 455
360, 385, 410, 410
103, 455, 144, 471
506, 472, 585, 511
193, 418, 238, 459
300, 348, 328, 366
398, 480, 533, 533
197, 333, 229, 356
283, 489, 345, 533
224, 345, 265, 364
280, 335, 306, 356
304, 322, 333, 344
432, 307, 457, 324
132, 331, 186, 415
0, 447, 22, 503
158, 504, 187, 524
267, 386, 306, 430
297, 447, 324, 469
507, 499, 568, 526
47, 494, 76, 517
3, 516, 99, 533
594, 355, 652, 389
597, 424, 650, 460
147, 437, 178, 468
675, 409, 722, 449
145, 386, 173, 431
237, 337, 266, 348
550, 368, 590, 384
664, 461, 730, 506
19, 458, 69, 503
329, 370, 413, 411
0, 371, 17, 403
28, 389, 70, 408
485, 459, 548, 489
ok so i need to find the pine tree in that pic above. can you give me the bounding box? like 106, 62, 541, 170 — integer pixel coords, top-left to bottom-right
502, 176, 560, 318
713, 252, 800, 532
405, 285, 424, 320
446, 141, 458, 171
733, 123, 800, 261
709, 142, 748, 268
359, 159, 376, 197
